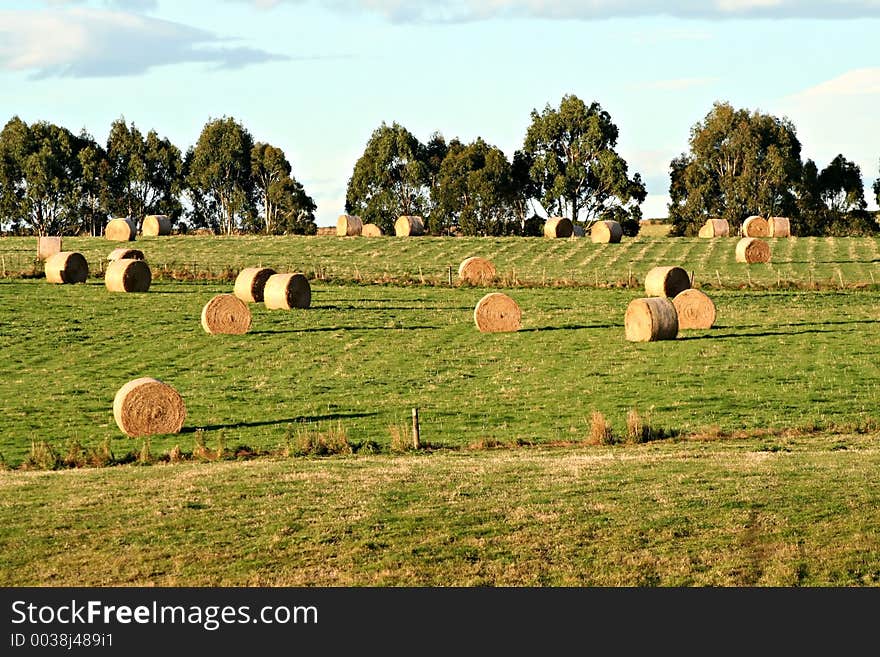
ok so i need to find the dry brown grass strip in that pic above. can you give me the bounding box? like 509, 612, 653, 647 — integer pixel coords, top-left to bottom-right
458, 256, 497, 285
45, 251, 88, 284
736, 237, 771, 264
105, 218, 136, 242
590, 220, 623, 243
105, 258, 152, 292
201, 293, 252, 334
543, 216, 573, 238
142, 215, 172, 236
233, 266, 277, 303
672, 288, 716, 329
113, 377, 186, 437
473, 292, 522, 332
624, 297, 679, 342
337, 214, 363, 237
644, 266, 691, 298
395, 215, 425, 236
264, 273, 312, 309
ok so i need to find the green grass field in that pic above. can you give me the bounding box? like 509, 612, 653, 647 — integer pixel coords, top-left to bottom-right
1, 233, 879, 586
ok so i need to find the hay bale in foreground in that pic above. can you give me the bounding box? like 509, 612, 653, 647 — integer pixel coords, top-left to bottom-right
672, 288, 716, 330
362, 223, 384, 237
337, 214, 363, 237
113, 377, 186, 437
264, 273, 312, 310
591, 220, 623, 243
625, 297, 679, 342
107, 248, 144, 262
45, 251, 88, 284
105, 258, 151, 293
768, 216, 791, 237
105, 217, 136, 242
37, 236, 62, 261
201, 293, 252, 335
395, 215, 425, 236
735, 237, 771, 264
543, 216, 573, 238
458, 256, 497, 285
644, 266, 691, 298
473, 292, 521, 333
142, 214, 172, 236
742, 215, 769, 237
698, 218, 730, 238
233, 266, 277, 303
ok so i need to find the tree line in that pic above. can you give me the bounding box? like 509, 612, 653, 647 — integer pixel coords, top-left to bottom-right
1, 95, 878, 238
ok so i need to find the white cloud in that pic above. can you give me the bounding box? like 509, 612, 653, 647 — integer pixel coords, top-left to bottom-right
237, 0, 880, 22
0, 8, 287, 78
795, 67, 880, 97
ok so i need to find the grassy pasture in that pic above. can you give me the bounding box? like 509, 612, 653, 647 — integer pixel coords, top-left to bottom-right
1, 277, 878, 466
2, 233, 880, 289
3, 433, 880, 586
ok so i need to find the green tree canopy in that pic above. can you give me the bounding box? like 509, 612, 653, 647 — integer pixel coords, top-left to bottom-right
345, 122, 429, 234
668, 101, 802, 236
75, 131, 111, 236
106, 118, 183, 228
185, 116, 255, 235
523, 94, 645, 230
249, 142, 316, 235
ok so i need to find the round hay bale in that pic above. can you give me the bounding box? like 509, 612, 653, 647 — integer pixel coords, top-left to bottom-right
698, 219, 729, 238
45, 251, 88, 284
644, 266, 691, 298
591, 220, 623, 243
142, 214, 172, 236
742, 215, 769, 237
201, 293, 252, 335
113, 377, 186, 437
105, 217, 136, 242
105, 258, 152, 293
543, 216, 573, 238
735, 237, 771, 264
458, 256, 497, 285
337, 214, 363, 236
768, 216, 791, 238
37, 236, 62, 261
672, 288, 716, 330
362, 223, 384, 237
107, 247, 144, 262
233, 266, 277, 303
264, 273, 312, 310
395, 215, 425, 236
625, 297, 679, 342
473, 292, 522, 333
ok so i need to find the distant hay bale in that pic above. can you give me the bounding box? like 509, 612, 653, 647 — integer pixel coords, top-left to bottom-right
768, 216, 791, 238
698, 219, 729, 238
105, 217, 136, 242
395, 215, 425, 236
37, 236, 62, 261
625, 297, 679, 342
233, 266, 277, 303
264, 273, 312, 310
591, 220, 623, 243
44, 251, 88, 284
543, 216, 573, 238
362, 223, 384, 237
473, 292, 522, 333
672, 288, 716, 330
337, 214, 363, 236
113, 377, 186, 437
201, 293, 252, 334
105, 258, 152, 293
107, 248, 144, 262
142, 214, 172, 236
458, 256, 497, 285
742, 215, 769, 237
736, 237, 771, 264
644, 266, 691, 298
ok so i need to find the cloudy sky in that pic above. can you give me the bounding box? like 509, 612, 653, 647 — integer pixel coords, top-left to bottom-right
1, 0, 878, 224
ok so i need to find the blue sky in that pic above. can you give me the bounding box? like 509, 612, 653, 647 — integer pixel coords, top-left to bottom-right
1, 0, 878, 225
